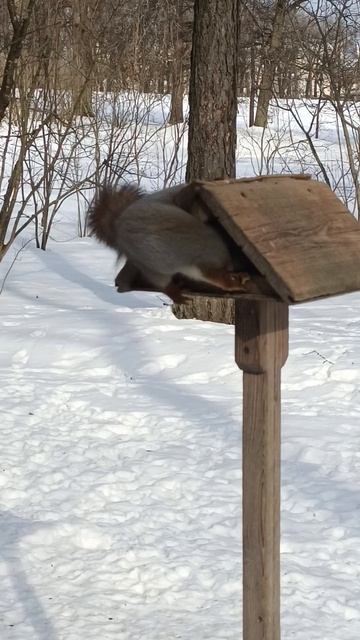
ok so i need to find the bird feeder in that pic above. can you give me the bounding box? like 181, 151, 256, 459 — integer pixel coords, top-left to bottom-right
116, 175, 360, 640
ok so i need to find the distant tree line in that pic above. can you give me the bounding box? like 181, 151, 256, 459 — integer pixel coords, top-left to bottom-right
0, 0, 360, 126
1, 0, 360, 262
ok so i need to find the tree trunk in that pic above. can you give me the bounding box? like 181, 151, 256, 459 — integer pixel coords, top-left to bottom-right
249, 44, 256, 127
168, 42, 184, 124
72, 0, 94, 117
305, 64, 313, 98
172, 0, 239, 324
0, 0, 37, 124
185, 0, 238, 181
173, 295, 235, 324
254, 0, 287, 128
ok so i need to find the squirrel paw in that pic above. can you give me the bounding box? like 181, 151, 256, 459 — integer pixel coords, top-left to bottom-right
227, 272, 250, 291
164, 283, 191, 305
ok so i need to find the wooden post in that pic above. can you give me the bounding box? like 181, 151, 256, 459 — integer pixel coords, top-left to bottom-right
235, 298, 289, 640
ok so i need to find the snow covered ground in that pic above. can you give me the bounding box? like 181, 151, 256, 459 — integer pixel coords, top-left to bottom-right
1, 94, 360, 638
1, 232, 360, 640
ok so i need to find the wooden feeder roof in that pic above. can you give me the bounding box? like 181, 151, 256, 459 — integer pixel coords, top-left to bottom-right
196, 175, 360, 304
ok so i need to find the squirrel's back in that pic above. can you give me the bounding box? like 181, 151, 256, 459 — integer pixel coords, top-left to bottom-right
88, 182, 249, 298
88, 184, 143, 252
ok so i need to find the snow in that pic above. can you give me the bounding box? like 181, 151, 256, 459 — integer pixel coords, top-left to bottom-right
1, 98, 360, 638
1, 237, 360, 639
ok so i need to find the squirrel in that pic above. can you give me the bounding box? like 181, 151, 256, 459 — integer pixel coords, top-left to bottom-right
88, 183, 249, 303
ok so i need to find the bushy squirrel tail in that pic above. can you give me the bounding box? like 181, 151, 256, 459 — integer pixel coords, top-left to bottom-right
88, 184, 143, 252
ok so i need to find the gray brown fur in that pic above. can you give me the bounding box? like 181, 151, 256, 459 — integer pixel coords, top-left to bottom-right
88, 183, 248, 300
87, 184, 143, 253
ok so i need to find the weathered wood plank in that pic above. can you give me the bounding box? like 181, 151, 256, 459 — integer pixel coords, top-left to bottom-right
235, 298, 289, 640
199, 177, 360, 303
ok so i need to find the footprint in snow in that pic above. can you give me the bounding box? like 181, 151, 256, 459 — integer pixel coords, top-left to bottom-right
12, 349, 29, 366
30, 329, 46, 338
139, 354, 186, 375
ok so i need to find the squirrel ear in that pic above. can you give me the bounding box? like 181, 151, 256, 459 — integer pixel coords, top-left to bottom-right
173, 182, 199, 212
174, 182, 212, 224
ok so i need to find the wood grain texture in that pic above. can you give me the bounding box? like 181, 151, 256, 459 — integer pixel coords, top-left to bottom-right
235, 299, 289, 640
235, 298, 288, 372
199, 176, 360, 303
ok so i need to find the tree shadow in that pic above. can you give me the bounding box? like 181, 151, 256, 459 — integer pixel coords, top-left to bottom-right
29, 244, 161, 310
0, 511, 58, 639
7, 246, 241, 438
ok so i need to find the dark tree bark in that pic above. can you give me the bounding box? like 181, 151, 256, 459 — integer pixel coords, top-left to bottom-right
168, 1, 193, 124
172, 0, 239, 324
254, 0, 306, 127
168, 39, 185, 124
249, 44, 256, 127
185, 0, 238, 181
254, 0, 288, 127
0, 0, 37, 124
72, 0, 94, 117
